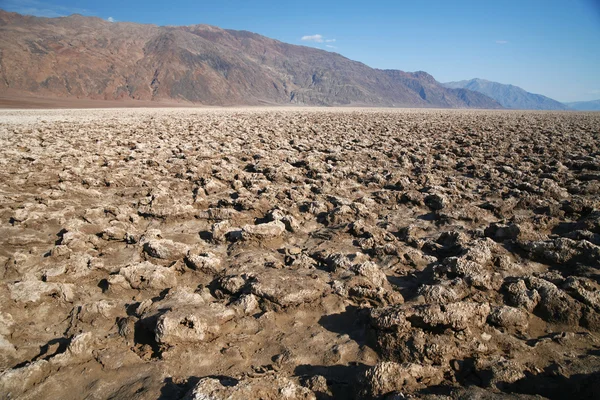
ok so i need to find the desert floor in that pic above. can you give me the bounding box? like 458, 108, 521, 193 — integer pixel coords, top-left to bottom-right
1, 108, 599, 399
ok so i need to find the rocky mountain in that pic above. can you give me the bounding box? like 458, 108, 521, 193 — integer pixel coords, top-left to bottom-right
443, 78, 568, 110
0, 10, 502, 108
564, 99, 600, 111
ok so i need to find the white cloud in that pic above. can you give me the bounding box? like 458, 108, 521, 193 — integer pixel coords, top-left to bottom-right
301, 34, 324, 43
107, 16, 116, 22
496, 40, 509, 44
301, 34, 337, 47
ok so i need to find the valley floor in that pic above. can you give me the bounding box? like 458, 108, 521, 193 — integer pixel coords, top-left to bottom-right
1, 108, 599, 399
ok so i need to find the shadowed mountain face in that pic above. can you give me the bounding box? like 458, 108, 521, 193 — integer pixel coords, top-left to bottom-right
0, 10, 502, 108
443, 78, 568, 110
565, 99, 600, 111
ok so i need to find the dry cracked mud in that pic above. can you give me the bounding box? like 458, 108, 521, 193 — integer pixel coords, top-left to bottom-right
1, 107, 600, 399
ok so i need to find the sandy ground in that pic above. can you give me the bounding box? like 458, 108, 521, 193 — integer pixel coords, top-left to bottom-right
0, 108, 599, 399
0, 94, 201, 110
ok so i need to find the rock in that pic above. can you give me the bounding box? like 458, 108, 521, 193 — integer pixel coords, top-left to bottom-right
435, 239, 500, 290
139, 287, 210, 316
505, 279, 541, 312
0, 360, 50, 397
334, 260, 404, 305
211, 220, 233, 243
106, 274, 131, 291
218, 275, 248, 295
202, 208, 239, 221
101, 226, 128, 241
132, 288, 236, 346
155, 303, 236, 345
185, 251, 223, 274
438, 257, 497, 290
94, 346, 141, 370
49, 332, 96, 367
368, 301, 491, 364
70, 300, 118, 326
142, 239, 189, 260
527, 276, 584, 326
425, 193, 447, 211
232, 293, 260, 315
268, 208, 287, 221
300, 375, 329, 395
268, 209, 300, 232
56, 332, 94, 360
119, 261, 177, 289
203, 179, 226, 195
184, 374, 316, 400
117, 316, 137, 344
475, 357, 527, 390
370, 301, 490, 332
41, 264, 67, 281
8, 281, 74, 303
249, 269, 329, 307
0, 313, 14, 336
242, 220, 286, 240
322, 252, 355, 271
463, 239, 496, 265
417, 301, 491, 331
519, 237, 600, 267
282, 215, 300, 232
351, 261, 388, 287
138, 196, 196, 218
418, 279, 468, 304
488, 305, 529, 330
563, 277, 600, 312
0, 335, 16, 363
577, 210, 600, 234
485, 223, 521, 241
51, 245, 71, 257
358, 362, 444, 398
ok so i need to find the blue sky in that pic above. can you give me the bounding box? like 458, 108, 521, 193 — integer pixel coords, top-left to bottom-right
2, 0, 599, 102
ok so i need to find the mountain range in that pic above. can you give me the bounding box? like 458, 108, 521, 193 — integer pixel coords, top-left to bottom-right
0, 10, 503, 108
564, 99, 600, 111
442, 78, 569, 110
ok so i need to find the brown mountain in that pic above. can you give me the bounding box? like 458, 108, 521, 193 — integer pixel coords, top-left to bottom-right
0, 10, 502, 108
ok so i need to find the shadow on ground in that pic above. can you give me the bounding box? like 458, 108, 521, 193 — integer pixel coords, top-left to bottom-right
503, 367, 600, 399
294, 363, 370, 400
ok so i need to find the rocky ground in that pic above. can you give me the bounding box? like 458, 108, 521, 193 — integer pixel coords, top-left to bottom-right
0, 107, 599, 399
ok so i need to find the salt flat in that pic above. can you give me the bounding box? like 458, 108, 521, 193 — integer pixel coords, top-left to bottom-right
1, 108, 599, 399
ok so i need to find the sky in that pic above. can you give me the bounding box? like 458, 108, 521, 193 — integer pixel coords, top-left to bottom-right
1, 0, 599, 102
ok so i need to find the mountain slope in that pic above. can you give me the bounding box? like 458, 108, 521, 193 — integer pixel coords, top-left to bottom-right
0, 10, 502, 108
564, 100, 600, 111
443, 78, 567, 110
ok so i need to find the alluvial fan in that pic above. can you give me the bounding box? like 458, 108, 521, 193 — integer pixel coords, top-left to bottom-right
0, 108, 599, 399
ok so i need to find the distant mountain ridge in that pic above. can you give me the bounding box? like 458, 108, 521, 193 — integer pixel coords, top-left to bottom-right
564, 100, 600, 111
0, 10, 502, 108
443, 78, 568, 110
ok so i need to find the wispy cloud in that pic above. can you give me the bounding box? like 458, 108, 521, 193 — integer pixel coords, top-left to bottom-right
301, 34, 338, 49
301, 34, 325, 43
1, 0, 90, 17
496, 40, 509, 44
107, 16, 116, 23
301, 35, 338, 44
